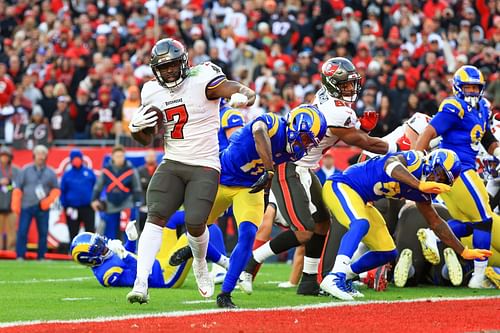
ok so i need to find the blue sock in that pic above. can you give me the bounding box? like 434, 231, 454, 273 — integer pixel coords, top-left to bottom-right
447, 219, 473, 238
208, 224, 226, 256
351, 249, 398, 274
472, 221, 492, 262
222, 222, 257, 294
338, 219, 369, 257
166, 210, 185, 229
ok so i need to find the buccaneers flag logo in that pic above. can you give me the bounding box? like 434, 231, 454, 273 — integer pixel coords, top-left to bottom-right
322, 62, 339, 76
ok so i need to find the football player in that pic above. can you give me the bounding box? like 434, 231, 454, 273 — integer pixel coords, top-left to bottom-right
320, 149, 492, 300
70, 218, 228, 291
240, 57, 404, 295
207, 105, 327, 308
127, 38, 255, 303
218, 99, 245, 151
415, 65, 500, 288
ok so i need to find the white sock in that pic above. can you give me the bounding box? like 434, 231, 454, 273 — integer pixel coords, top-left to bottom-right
136, 223, 164, 282
332, 255, 351, 274
187, 227, 209, 265
346, 265, 356, 280
217, 255, 230, 269
211, 262, 227, 274
473, 260, 488, 276
303, 256, 320, 274
253, 241, 275, 263
351, 243, 368, 263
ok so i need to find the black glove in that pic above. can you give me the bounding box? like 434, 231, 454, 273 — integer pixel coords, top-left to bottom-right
249, 170, 275, 193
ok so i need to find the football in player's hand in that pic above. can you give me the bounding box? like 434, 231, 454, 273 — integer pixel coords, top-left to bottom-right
142, 105, 163, 135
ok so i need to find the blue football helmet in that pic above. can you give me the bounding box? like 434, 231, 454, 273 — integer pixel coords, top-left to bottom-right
423, 149, 462, 186
452, 65, 485, 109
286, 104, 327, 160
70, 232, 109, 267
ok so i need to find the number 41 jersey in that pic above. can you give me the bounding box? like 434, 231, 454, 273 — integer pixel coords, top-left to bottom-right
140, 62, 227, 171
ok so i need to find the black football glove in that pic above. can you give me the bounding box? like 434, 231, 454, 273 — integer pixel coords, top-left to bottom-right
249, 170, 275, 193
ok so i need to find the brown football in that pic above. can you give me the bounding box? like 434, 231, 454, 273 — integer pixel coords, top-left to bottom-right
142, 105, 164, 135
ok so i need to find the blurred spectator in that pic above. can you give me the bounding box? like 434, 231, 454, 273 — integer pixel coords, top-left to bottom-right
90, 121, 110, 140
121, 86, 141, 137
74, 88, 92, 139
50, 96, 74, 140
60, 149, 96, 242
137, 149, 158, 232
388, 74, 411, 131
89, 86, 120, 137
0, 146, 19, 251
12, 145, 59, 260
91, 145, 142, 240
315, 150, 338, 185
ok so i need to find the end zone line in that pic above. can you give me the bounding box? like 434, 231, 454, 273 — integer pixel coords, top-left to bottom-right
1, 295, 499, 328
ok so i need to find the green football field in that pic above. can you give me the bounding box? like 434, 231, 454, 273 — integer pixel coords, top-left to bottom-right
1, 260, 498, 324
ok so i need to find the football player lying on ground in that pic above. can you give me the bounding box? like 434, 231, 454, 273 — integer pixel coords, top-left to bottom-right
319, 149, 492, 300
401, 204, 500, 289
203, 105, 327, 308
70, 211, 228, 290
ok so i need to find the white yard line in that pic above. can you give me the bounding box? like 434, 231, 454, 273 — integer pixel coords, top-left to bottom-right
1, 295, 499, 328
61, 297, 94, 301
181, 300, 215, 304
0, 277, 92, 284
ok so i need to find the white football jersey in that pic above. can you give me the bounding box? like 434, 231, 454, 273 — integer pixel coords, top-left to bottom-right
295, 87, 358, 168
140, 62, 226, 171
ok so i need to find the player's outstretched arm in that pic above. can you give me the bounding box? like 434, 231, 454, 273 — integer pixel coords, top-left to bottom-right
332, 127, 394, 155
415, 201, 492, 260
384, 155, 451, 194
414, 125, 438, 152
207, 80, 256, 107
249, 121, 274, 193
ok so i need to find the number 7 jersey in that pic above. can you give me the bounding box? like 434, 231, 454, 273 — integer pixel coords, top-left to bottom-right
140, 62, 227, 171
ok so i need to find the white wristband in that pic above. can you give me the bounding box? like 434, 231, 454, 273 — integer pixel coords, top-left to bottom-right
387, 141, 398, 153
385, 160, 403, 177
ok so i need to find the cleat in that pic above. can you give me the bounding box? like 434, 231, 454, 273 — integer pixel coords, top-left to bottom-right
216, 292, 238, 308
443, 248, 463, 286
169, 245, 193, 266
210, 263, 227, 285
127, 279, 150, 304
192, 260, 214, 298
373, 264, 390, 292
468, 273, 495, 289
297, 273, 320, 296
417, 228, 440, 265
278, 281, 298, 289
346, 279, 364, 297
394, 249, 413, 288
238, 271, 253, 295
319, 273, 354, 301
485, 267, 500, 289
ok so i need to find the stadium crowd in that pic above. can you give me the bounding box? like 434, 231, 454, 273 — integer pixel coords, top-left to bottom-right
0, 0, 497, 147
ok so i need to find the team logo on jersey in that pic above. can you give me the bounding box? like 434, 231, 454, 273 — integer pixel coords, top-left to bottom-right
344, 117, 351, 127
322, 62, 339, 77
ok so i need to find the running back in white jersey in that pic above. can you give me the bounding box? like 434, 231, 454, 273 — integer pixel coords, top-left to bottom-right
295, 87, 358, 168
141, 62, 226, 171
362, 112, 431, 158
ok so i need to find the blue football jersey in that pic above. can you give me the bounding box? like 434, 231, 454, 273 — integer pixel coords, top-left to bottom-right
218, 104, 244, 151
430, 97, 490, 171
220, 113, 294, 187
329, 150, 432, 203
92, 249, 166, 288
